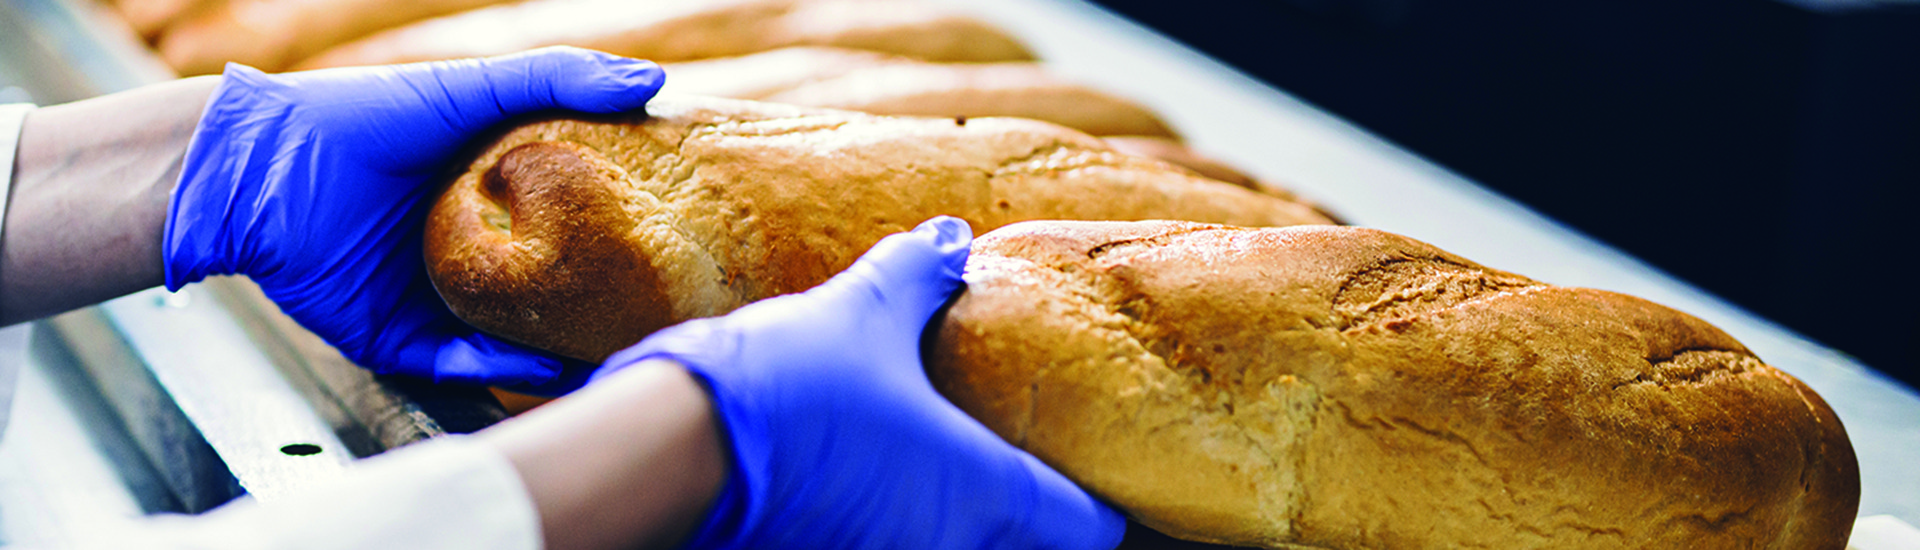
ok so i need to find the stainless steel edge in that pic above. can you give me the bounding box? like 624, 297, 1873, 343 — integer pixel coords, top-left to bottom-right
90, 286, 357, 502
33, 313, 237, 513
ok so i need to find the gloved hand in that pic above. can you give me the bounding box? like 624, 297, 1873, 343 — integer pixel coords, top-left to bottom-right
164, 46, 662, 388
597, 216, 1125, 550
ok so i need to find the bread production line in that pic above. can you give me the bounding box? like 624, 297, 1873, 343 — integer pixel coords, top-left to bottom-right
1, 0, 1916, 546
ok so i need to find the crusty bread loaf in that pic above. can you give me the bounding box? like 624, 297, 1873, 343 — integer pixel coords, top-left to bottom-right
156, 0, 518, 75
928, 220, 1858, 549
661, 47, 1177, 139
424, 96, 1331, 362
294, 0, 1032, 70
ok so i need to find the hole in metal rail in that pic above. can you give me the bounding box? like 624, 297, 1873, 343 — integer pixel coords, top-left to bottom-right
279, 443, 323, 456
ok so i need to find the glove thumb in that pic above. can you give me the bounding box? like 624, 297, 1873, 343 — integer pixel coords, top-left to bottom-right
459, 46, 663, 123
809, 216, 972, 334
1003, 450, 1129, 550
592, 217, 971, 383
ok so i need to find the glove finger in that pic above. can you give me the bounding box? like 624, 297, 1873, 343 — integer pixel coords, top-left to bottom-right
498, 355, 601, 396
591, 317, 738, 384
1001, 450, 1128, 550
430, 331, 565, 387
813, 216, 972, 332
477, 46, 663, 117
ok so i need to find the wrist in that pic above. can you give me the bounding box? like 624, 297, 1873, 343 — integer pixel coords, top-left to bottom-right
595, 336, 759, 550
1, 76, 215, 323
482, 360, 728, 550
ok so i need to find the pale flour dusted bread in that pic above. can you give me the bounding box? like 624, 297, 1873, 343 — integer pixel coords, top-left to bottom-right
423, 96, 1331, 362
928, 220, 1859, 549
156, 0, 519, 74
294, 0, 1032, 70
661, 47, 1177, 139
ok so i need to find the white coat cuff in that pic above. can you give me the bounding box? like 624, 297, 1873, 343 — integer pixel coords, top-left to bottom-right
0, 103, 36, 440
0, 103, 31, 232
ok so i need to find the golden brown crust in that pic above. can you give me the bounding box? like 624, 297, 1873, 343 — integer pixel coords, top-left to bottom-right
425, 96, 1331, 361
425, 141, 682, 363
294, 0, 1033, 70
661, 47, 1178, 139
926, 220, 1859, 549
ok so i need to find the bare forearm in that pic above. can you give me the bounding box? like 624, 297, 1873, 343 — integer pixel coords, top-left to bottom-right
480, 360, 728, 550
1, 76, 218, 324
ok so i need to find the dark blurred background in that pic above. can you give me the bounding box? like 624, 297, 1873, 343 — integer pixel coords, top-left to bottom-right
1090, 0, 1920, 388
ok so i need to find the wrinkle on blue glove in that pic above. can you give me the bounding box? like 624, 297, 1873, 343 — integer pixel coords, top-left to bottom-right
165, 47, 663, 386
601, 217, 1125, 550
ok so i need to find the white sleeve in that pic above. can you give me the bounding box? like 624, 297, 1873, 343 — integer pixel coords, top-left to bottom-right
65, 435, 544, 550
0, 103, 38, 440
0, 103, 29, 236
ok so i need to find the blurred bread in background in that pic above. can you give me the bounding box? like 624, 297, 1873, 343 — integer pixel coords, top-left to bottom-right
660, 47, 1176, 139
292, 0, 1032, 70
130, 0, 1295, 206
157, 0, 524, 75
113, 0, 221, 39
657, 48, 1334, 211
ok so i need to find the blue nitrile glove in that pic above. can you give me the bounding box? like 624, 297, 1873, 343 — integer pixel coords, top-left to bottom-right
597, 216, 1125, 550
164, 46, 662, 388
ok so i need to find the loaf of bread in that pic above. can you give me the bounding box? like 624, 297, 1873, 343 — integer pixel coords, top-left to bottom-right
424, 96, 1332, 362
294, 0, 1032, 70
156, 0, 518, 75
661, 47, 1176, 139
928, 220, 1858, 549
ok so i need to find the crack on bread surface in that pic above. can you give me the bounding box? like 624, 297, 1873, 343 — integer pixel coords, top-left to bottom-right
1331, 256, 1540, 331
1611, 349, 1762, 390
988, 141, 1177, 179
